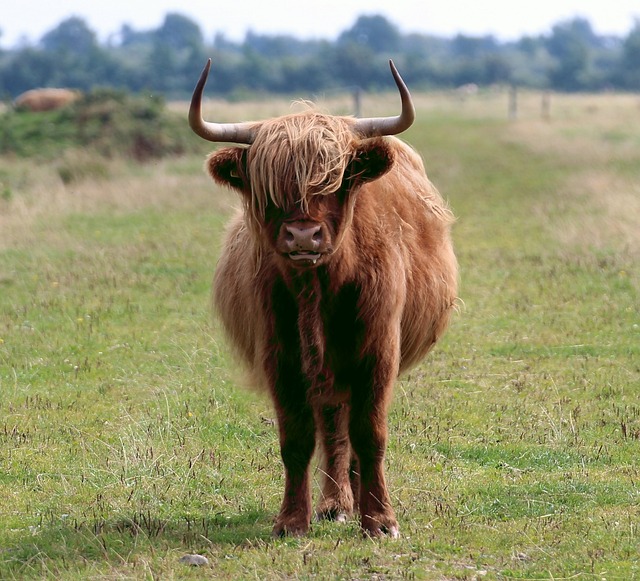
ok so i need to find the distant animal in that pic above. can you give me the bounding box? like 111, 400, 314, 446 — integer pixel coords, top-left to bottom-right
456, 83, 479, 97
14, 88, 80, 112
189, 59, 458, 538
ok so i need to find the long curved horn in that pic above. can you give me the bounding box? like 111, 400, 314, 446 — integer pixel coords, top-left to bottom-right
352, 60, 415, 138
189, 59, 257, 144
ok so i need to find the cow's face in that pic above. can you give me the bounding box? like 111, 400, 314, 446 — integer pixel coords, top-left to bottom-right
207, 137, 394, 269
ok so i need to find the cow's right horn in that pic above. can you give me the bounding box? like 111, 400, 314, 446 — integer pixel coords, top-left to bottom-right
189, 59, 257, 144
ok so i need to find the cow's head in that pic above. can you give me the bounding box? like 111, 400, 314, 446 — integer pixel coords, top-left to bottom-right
189, 59, 415, 269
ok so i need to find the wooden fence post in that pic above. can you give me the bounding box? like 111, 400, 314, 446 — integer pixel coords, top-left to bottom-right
541, 91, 551, 120
353, 87, 362, 118
509, 85, 518, 120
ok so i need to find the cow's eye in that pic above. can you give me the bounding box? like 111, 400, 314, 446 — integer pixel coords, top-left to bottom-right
263, 198, 285, 221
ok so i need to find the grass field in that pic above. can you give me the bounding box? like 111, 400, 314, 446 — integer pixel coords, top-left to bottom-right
1, 90, 639, 579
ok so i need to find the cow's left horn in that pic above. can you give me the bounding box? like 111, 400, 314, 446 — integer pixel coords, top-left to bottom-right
352, 60, 415, 138
189, 59, 257, 144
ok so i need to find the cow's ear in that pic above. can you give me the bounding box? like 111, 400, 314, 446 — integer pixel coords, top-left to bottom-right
206, 147, 249, 193
347, 139, 395, 188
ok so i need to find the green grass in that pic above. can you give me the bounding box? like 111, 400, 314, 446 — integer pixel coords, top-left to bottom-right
1, 93, 639, 579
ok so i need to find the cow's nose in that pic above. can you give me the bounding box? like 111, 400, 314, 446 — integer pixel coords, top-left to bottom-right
283, 223, 323, 252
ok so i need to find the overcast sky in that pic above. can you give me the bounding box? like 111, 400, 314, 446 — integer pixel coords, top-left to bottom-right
2, 0, 638, 48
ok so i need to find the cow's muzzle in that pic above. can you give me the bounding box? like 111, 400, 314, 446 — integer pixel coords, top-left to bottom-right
277, 221, 331, 266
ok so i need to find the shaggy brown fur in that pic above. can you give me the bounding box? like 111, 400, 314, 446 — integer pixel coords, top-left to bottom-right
14, 88, 80, 112
207, 109, 457, 538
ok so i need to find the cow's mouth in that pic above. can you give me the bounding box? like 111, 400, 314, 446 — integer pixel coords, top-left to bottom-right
288, 251, 322, 265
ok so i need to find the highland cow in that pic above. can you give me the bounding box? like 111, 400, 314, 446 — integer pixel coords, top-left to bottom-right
189, 59, 458, 538
14, 88, 80, 112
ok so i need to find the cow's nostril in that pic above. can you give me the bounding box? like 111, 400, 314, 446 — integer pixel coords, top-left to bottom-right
312, 229, 323, 243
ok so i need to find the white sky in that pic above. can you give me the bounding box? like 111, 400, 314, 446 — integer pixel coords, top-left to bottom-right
1, 0, 638, 48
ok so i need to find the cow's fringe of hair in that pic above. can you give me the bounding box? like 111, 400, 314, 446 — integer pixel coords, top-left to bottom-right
245, 111, 355, 227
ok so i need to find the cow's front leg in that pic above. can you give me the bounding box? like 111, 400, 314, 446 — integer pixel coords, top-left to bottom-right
350, 410, 398, 537
272, 402, 316, 537
350, 357, 399, 538
314, 402, 355, 522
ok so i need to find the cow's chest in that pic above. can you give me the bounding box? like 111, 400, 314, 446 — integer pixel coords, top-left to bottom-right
271, 275, 366, 398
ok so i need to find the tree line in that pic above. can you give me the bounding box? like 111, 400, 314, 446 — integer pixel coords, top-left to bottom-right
1, 13, 639, 100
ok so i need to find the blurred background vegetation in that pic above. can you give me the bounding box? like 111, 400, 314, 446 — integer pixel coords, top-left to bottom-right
0, 88, 197, 161
1, 12, 640, 100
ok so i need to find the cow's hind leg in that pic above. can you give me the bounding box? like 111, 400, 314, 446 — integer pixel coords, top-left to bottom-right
314, 403, 355, 522
272, 403, 316, 537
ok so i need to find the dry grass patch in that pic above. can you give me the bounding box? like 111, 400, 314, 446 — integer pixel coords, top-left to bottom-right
553, 172, 640, 257
502, 94, 640, 264
0, 154, 234, 252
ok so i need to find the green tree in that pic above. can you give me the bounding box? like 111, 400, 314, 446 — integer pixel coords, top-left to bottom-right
29, 17, 114, 91
2, 48, 57, 95
452, 34, 498, 58
118, 24, 154, 48
338, 15, 400, 54
618, 19, 640, 89
40, 17, 97, 55
155, 13, 203, 52
147, 14, 206, 97
546, 18, 595, 90
329, 42, 378, 89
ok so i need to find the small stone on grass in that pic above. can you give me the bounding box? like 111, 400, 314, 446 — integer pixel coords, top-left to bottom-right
180, 554, 209, 567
